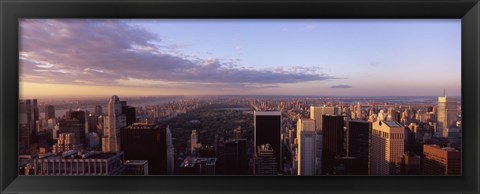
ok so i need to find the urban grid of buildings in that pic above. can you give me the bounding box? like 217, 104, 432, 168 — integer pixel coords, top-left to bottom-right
19, 94, 461, 176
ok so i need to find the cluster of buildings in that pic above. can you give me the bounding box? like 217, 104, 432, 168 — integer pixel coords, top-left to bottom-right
19, 95, 174, 176
287, 96, 461, 175
19, 94, 461, 176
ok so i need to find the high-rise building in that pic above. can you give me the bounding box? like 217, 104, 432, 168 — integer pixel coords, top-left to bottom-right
121, 103, 136, 126
64, 110, 86, 143
87, 114, 99, 133
356, 101, 362, 120
254, 144, 278, 175
370, 120, 405, 175
19, 100, 33, 154
296, 118, 316, 175
309, 106, 339, 132
58, 118, 83, 146
322, 115, 344, 175
102, 95, 126, 153
120, 123, 174, 175
254, 111, 281, 172
45, 105, 55, 120
310, 106, 338, 175
436, 96, 457, 137
345, 120, 370, 175
95, 105, 103, 115
423, 144, 460, 175
224, 138, 248, 175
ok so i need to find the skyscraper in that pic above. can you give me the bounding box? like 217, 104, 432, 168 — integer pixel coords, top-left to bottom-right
310, 106, 338, 175
356, 101, 362, 120
45, 105, 55, 120
254, 111, 282, 173
95, 105, 103, 115
296, 118, 316, 175
436, 96, 457, 137
309, 106, 339, 132
345, 120, 370, 175
19, 99, 38, 154
120, 123, 174, 175
102, 95, 126, 153
321, 115, 344, 175
370, 120, 405, 175
224, 138, 248, 175
423, 144, 460, 175
121, 102, 136, 126
63, 110, 86, 144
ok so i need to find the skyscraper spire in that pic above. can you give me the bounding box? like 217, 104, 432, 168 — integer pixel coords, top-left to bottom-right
443, 88, 446, 97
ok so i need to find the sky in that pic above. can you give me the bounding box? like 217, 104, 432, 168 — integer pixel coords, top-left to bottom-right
19, 19, 461, 98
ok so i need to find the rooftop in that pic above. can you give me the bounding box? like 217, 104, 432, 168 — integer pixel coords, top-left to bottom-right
255, 111, 281, 116
383, 120, 403, 128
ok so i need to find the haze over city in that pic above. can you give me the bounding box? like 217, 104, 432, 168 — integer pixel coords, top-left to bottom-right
19, 19, 460, 98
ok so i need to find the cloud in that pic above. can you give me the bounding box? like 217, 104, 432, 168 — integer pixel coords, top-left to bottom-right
331, 84, 352, 89
369, 62, 380, 67
20, 19, 338, 91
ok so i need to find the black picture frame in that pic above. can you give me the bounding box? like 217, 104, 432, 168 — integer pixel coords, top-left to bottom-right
1, 0, 479, 193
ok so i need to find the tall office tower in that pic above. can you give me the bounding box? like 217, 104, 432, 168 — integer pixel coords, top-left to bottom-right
224, 138, 248, 175
356, 101, 362, 120
322, 115, 344, 175
121, 102, 136, 126
423, 144, 460, 175
436, 96, 457, 137
345, 120, 371, 175
309, 106, 339, 132
62, 110, 86, 144
87, 114, 99, 133
58, 119, 83, 147
310, 106, 338, 175
254, 111, 282, 172
45, 105, 55, 120
370, 120, 405, 175
102, 95, 126, 153
254, 144, 278, 175
31, 99, 39, 133
19, 100, 32, 154
95, 105, 103, 115
296, 118, 316, 175
120, 123, 174, 175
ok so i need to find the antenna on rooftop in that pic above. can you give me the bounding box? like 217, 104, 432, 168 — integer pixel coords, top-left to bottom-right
443, 88, 446, 97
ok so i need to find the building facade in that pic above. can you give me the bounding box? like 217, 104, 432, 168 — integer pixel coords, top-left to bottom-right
370, 120, 405, 175
423, 144, 460, 175
436, 96, 457, 137
254, 111, 282, 173
296, 118, 316, 175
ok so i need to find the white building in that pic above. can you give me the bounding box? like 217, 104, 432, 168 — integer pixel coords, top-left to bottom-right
437, 96, 457, 137
296, 118, 316, 175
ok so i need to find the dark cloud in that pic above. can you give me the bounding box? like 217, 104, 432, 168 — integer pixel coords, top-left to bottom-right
20, 19, 338, 90
331, 84, 352, 89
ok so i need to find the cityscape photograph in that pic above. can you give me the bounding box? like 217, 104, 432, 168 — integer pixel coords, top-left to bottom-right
18, 19, 461, 176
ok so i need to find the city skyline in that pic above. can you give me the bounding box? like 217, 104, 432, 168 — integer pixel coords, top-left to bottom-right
20, 19, 461, 98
